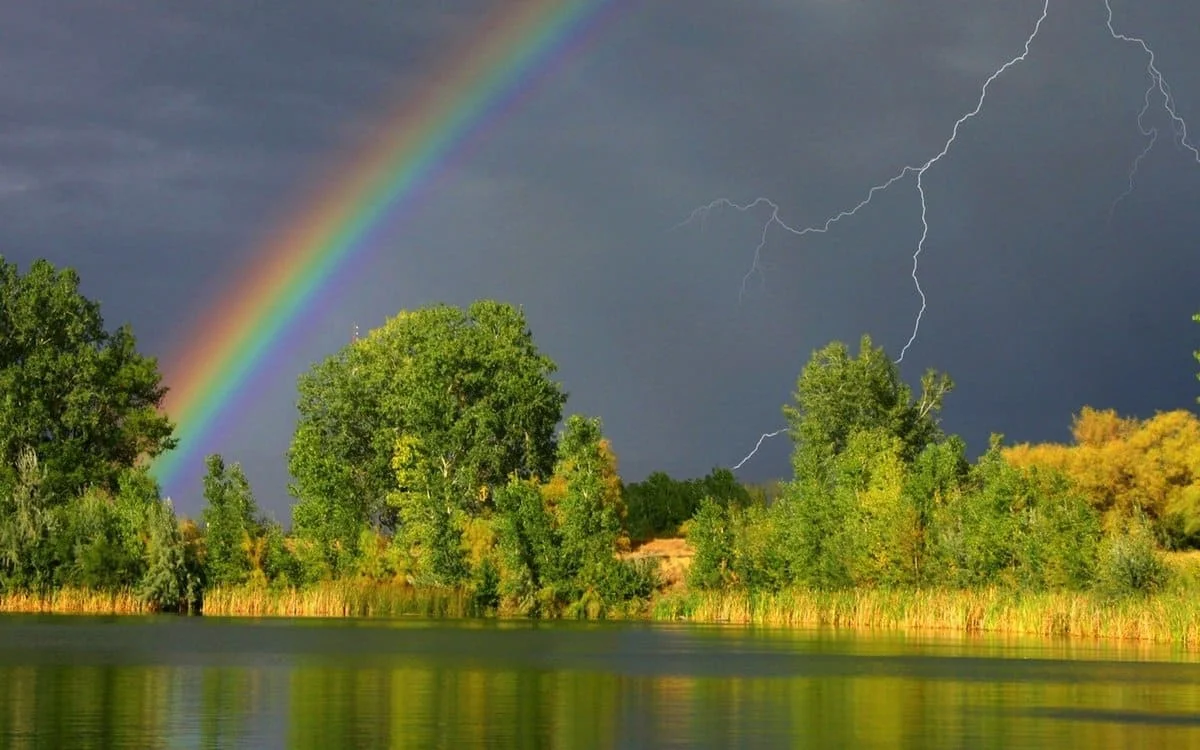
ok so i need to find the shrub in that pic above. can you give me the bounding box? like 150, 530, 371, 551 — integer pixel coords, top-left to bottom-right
1096, 517, 1171, 596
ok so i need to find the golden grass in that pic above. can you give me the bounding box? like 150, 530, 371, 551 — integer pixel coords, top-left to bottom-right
202, 581, 474, 619
0, 588, 150, 615
621, 538, 694, 591
651, 587, 1200, 648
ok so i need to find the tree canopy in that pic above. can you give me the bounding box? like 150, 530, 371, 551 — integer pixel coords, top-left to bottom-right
0, 257, 175, 499
1005, 407, 1200, 545
289, 301, 567, 568
783, 334, 953, 470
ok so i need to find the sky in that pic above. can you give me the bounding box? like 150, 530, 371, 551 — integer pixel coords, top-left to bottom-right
1, 0, 1198, 520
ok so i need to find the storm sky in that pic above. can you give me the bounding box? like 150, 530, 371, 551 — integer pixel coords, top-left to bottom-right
1, 1, 1198, 519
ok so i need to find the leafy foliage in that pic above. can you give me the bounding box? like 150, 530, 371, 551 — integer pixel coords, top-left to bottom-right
783, 334, 952, 470
289, 301, 566, 570
387, 435, 469, 587
1004, 408, 1200, 544
1095, 516, 1171, 596
685, 498, 732, 590
624, 468, 751, 540
200, 455, 260, 588
0, 257, 175, 499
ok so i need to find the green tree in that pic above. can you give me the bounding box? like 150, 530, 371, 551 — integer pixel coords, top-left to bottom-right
289, 301, 566, 570
775, 335, 953, 589
552, 416, 627, 595
493, 477, 562, 613
137, 497, 188, 611
686, 498, 733, 589
387, 435, 469, 586
899, 437, 970, 585
625, 468, 753, 540
200, 455, 259, 588
0, 257, 175, 499
783, 335, 952, 470
0, 447, 55, 590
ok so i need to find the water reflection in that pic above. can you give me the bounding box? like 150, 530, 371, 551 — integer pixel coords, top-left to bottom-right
1, 616, 1200, 748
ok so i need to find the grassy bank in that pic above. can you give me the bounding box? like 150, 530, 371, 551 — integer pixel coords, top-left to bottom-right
652, 587, 1200, 648
0, 588, 151, 615
8, 579, 1200, 651
197, 580, 1200, 649
201, 581, 475, 619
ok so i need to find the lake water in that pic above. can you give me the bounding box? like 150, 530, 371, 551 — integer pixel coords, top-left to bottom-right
1, 615, 1199, 748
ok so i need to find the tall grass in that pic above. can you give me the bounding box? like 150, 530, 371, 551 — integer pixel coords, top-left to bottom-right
651, 587, 1200, 648
203, 580, 653, 620
202, 581, 475, 618
0, 588, 150, 615
9, 581, 1198, 652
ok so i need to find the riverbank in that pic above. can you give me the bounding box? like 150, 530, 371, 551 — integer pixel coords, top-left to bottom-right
0, 588, 152, 615
5, 582, 1200, 649
651, 588, 1200, 647
200, 582, 1200, 649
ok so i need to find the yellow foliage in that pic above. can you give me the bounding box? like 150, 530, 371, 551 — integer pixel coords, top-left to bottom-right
1071, 406, 1137, 447
1004, 408, 1200, 531
242, 529, 268, 586
179, 518, 206, 566
539, 473, 568, 512
460, 516, 497, 568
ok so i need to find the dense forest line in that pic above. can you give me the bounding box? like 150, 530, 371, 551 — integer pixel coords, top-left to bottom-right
2, 256, 1199, 627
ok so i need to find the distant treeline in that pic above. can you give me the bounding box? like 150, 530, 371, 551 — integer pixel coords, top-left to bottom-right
2, 255, 1199, 619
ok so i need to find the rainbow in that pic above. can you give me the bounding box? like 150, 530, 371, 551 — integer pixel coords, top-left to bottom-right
151, 0, 623, 497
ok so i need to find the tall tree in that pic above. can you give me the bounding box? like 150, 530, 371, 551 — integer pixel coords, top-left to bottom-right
289, 301, 566, 569
200, 454, 259, 588
0, 257, 175, 498
552, 415, 627, 585
777, 335, 953, 589
784, 334, 952, 471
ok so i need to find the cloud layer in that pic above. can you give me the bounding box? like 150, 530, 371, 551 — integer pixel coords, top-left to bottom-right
1, 1, 1197, 517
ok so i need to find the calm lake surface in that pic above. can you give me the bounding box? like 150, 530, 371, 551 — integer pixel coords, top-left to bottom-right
2, 615, 1200, 748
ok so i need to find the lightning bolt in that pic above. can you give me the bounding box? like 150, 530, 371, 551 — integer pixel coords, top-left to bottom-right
731, 428, 787, 471
706, 0, 1199, 474
1109, 80, 1159, 223
685, 2, 1051, 362
1105, 0, 1200, 221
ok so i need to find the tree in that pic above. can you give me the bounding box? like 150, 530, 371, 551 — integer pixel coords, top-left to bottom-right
493, 477, 561, 612
387, 435, 469, 586
137, 497, 188, 611
624, 468, 754, 541
783, 335, 952, 472
552, 416, 627, 587
200, 454, 259, 588
772, 336, 954, 589
0, 447, 54, 590
1004, 408, 1200, 542
0, 257, 175, 499
289, 301, 566, 568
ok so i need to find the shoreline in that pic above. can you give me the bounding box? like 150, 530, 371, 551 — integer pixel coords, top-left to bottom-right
5, 583, 1200, 650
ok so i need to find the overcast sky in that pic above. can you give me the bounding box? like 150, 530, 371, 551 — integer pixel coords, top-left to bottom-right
2, 1, 1198, 519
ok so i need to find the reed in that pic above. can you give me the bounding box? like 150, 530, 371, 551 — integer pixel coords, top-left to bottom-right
651, 587, 1200, 647
202, 581, 475, 618
0, 588, 150, 615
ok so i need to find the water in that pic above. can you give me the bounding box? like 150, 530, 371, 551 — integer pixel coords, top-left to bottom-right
2, 615, 1200, 748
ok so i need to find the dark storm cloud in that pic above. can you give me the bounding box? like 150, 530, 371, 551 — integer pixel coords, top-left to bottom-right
1, 1, 1197, 516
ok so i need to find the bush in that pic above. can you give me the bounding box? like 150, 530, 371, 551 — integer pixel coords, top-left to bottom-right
686, 498, 732, 589
1014, 474, 1101, 591
1096, 518, 1171, 596
727, 504, 788, 591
